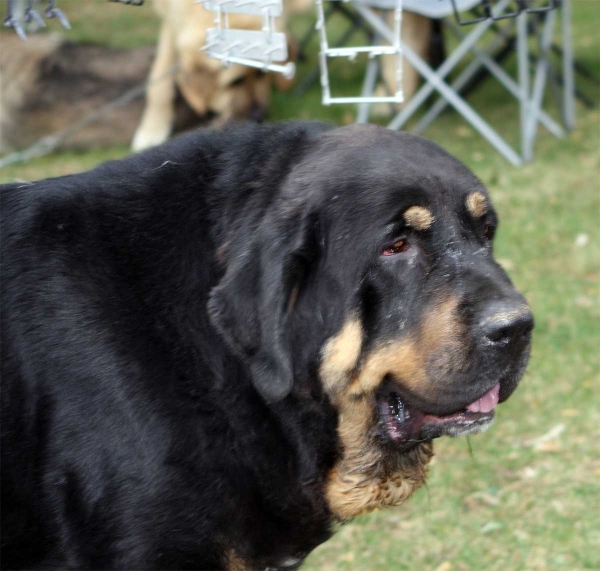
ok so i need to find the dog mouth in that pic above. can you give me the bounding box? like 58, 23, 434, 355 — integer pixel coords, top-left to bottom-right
377, 383, 500, 447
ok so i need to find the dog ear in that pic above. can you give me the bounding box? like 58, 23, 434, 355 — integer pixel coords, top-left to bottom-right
208, 213, 318, 402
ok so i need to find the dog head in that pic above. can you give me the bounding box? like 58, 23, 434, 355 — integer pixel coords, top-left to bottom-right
176, 56, 271, 124
209, 124, 533, 520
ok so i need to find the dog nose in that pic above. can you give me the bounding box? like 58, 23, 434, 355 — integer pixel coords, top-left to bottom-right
481, 304, 534, 345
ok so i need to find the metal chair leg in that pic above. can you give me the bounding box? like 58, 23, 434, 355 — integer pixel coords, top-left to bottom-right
561, 0, 575, 130
382, 0, 514, 132
517, 12, 531, 162
355, 2, 523, 166
524, 9, 557, 159
356, 56, 380, 124
414, 19, 564, 140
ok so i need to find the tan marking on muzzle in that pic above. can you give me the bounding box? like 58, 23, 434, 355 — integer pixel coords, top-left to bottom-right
403, 206, 434, 231
420, 295, 466, 377
349, 337, 426, 396
465, 191, 488, 218
321, 298, 462, 521
320, 324, 432, 520
482, 305, 531, 327
320, 318, 363, 393
349, 296, 464, 397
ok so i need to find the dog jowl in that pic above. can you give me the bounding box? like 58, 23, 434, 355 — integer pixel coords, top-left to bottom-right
298, 128, 533, 521
1, 123, 532, 569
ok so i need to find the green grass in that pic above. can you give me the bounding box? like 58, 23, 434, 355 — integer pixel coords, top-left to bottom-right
1, 1, 599, 570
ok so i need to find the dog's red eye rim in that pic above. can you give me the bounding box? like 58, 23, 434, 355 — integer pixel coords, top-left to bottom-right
382, 239, 409, 256
483, 224, 494, 240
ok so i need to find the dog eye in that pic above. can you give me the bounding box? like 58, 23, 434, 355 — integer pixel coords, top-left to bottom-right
483, 225, 495, 240
382, 239, 410, 256
228, 76, 247, 87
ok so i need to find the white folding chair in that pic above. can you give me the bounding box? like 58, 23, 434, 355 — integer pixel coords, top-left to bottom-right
351, 0, 575, 165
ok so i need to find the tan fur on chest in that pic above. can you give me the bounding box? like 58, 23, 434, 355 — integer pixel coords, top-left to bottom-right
324, 396, 433, 521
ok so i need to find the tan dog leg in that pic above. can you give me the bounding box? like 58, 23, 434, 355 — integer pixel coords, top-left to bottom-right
132, 22, 177, 151
397, 11, 432, 101
371, 11, 432, 118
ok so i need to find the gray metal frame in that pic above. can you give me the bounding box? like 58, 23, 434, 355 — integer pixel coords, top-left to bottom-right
353, 0, 574, 166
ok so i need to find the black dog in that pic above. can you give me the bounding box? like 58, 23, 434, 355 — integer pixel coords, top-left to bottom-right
1, 123, 533, 570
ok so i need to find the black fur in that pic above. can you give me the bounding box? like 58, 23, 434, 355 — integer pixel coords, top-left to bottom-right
1, 122, 531, 570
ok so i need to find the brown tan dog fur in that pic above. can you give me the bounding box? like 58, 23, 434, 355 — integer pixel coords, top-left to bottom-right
466, 191, 489, 218
132, 0, 300, 151
318, 293, 464, 520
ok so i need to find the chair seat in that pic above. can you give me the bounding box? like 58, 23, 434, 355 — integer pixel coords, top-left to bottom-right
355, 0, 482, 19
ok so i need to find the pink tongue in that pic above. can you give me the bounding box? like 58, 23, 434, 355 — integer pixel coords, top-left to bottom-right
466, 383, 500, 413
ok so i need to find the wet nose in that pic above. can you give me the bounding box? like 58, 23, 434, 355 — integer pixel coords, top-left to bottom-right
481, 303, 534, 345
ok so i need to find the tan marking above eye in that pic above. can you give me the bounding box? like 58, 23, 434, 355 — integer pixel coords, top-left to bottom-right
465, 191, 488, 218
403, 206, 434, 231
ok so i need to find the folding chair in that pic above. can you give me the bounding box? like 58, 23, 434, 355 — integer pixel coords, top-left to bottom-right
295, 3, 440, 113
352, 0, 575, 166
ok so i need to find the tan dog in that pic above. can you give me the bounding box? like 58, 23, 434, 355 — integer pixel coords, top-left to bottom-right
132, 0, 296, 151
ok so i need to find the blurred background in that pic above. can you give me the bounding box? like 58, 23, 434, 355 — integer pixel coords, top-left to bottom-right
0, 1, 598, 569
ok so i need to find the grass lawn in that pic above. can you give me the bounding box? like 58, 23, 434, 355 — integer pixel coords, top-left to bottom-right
1, 1, 598, 570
